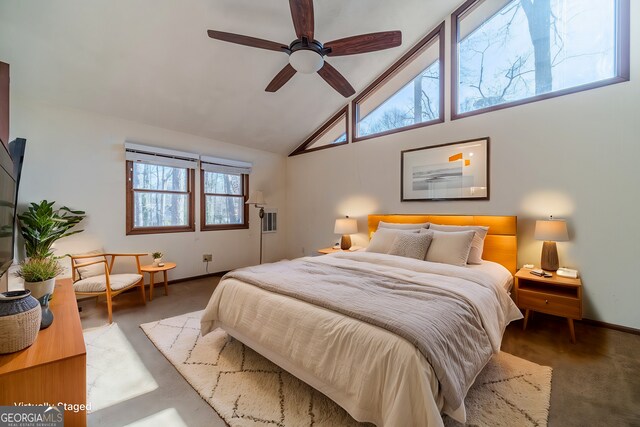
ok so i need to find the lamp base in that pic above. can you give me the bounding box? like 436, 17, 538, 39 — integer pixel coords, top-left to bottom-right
340, 235, 352, 250
541, 241, 559, 271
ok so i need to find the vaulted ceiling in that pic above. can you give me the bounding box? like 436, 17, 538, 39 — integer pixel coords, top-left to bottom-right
0, 0, 454, 154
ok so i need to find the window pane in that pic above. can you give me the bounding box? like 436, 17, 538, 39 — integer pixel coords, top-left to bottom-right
203, 172, 242, 195
133, 192, 188, 227
358, 60, 440, 137
296, 109, 348, 153
133, 162, 188, 192
205, 196, 244, 225
457, 0, 617, 114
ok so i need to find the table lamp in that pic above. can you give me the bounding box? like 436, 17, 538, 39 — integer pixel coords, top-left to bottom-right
334, 216, 358, 250
246, 191, 266, 264
534, 216, 569, 271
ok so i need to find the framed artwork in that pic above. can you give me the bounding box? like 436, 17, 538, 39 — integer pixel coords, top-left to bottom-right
401, 137, 489, 201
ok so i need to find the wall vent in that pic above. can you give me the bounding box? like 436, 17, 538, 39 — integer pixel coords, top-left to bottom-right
263, 209, 277, 233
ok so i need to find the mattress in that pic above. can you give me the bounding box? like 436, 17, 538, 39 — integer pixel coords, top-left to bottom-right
201, 252, 521, 427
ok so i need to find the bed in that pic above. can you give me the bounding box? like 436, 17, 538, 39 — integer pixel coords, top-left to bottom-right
201, 214, 522, 427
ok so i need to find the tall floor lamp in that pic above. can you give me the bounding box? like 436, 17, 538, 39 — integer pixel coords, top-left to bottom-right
246, 191, 266, 264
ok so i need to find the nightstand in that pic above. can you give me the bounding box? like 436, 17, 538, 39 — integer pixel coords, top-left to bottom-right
317, 247, 343, 255
514, 268, 583, 343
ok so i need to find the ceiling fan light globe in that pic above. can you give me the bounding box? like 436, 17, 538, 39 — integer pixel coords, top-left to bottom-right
289, 49, 324, 74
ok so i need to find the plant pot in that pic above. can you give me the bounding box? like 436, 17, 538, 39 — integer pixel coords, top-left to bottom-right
24, 278, 56, 300
154, 258, 162, 266
0, 290, 42, 354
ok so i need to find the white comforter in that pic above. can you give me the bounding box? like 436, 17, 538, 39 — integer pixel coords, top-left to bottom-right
201, 252, 522, 427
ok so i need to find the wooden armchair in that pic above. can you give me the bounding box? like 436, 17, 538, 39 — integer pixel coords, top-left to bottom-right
70, 251, 147, 323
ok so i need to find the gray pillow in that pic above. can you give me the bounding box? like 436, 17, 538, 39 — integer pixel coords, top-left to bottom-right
377, 221, 430, 230
428, 224, 489, 264
366, 228, 419, 254
387, 232, 433, 260
422, 229, 475, 267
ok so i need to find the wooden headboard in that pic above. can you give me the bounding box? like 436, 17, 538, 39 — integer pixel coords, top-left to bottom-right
368, 214, 518, 275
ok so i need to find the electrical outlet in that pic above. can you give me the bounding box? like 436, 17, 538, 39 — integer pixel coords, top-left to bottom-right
202, 254, 212, 262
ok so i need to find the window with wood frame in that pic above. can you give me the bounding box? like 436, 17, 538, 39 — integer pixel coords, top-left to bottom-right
451, 0, 630, 119
352, 23, 445, 142
125, 143, 197, 235
200, 156, 251, 231
289, 106, 349, 156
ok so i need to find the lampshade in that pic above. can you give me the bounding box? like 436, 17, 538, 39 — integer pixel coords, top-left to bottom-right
245, 191, 265, 206
534, 219, 569, 242
334, 218, 357, 235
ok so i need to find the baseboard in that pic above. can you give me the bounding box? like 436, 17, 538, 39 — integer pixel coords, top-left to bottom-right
166, 271, 228, 285
580, 318, 640, 336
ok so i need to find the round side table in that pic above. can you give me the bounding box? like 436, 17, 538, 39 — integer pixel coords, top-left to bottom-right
140, 262, 177, 301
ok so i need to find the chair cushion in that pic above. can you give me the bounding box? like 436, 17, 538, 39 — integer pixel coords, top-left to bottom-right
73, 274, 142, 293
73, 249, 107, 279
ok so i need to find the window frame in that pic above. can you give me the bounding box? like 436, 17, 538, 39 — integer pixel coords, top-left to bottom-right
125, 160, 196, 235
451, 0, 631, 121
200, 170, 249, 231
289, 106, 349, 157
351, 22, 445, 143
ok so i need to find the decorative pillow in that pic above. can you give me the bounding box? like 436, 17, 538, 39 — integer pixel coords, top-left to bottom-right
422, 229, 475, 267
428, 224, 489, 264
387, 232, 433, 260
377, 221, 430, 230
73, 249, 107, 280
366, 228, 419, 254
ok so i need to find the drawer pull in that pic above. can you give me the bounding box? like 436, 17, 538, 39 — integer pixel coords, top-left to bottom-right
545, 300, 549, 304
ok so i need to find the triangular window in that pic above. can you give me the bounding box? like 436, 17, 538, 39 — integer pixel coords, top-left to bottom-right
353, 23, 445, 141
289, 107, 348, 156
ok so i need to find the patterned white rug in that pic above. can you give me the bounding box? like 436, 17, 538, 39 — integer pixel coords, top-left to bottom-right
139, 311, 552, 427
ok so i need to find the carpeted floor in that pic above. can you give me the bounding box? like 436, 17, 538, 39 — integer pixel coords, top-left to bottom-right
135, 310, 552, 427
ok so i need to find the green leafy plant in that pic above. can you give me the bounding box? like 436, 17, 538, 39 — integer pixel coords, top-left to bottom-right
18, 200, 86, 259
152, 251, 163, 259
15, 257, 64, 282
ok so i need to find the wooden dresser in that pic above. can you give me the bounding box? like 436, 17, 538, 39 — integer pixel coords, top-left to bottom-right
0, 278, 87, 426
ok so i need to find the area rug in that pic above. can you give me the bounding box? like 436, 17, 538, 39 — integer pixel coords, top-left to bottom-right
84, 323, 159, 413
140, 311, 552, 427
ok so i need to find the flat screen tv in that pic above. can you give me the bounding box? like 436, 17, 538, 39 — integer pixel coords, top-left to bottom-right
0, 139, 21, 277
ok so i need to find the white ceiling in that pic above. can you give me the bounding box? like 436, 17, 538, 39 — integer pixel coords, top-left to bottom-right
0, 0, 454, 154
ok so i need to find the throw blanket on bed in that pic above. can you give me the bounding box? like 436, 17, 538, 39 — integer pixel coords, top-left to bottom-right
223, 252, 518, 410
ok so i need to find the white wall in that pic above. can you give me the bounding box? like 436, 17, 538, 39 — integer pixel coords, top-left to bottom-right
10, 98, 287, 283
286, 6, 640, 329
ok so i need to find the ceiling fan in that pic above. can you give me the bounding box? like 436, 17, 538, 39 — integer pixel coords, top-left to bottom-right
207, 0, 402, 97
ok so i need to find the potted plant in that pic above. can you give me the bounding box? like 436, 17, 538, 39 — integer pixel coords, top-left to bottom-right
152, 252, 163, 266
15, 257, 64, 300
17, 200, 86, 259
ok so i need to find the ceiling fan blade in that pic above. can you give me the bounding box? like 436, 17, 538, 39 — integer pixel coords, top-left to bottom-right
325, 31, 402, 56
289, 0, 314, 40
207, 30, 287, 52
265, 64, 297, 92
317, 62, 355, 98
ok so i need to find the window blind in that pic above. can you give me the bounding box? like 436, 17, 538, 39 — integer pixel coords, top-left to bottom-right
124, 142, 199, 170
200, 155, 252, 175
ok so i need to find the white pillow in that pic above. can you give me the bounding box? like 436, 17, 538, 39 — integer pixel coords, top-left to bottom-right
428, 224, 489, 264
73, 249, 107, 280
422, 229, 475, 267
377, 221, 430, 230
366, 228, 419, 254
387, 232, 433, 260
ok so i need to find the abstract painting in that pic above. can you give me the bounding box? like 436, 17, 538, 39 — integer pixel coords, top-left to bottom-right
401, 138, 489, 201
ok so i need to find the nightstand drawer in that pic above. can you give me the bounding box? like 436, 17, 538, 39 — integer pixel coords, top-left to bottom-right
518, 290, 581, 319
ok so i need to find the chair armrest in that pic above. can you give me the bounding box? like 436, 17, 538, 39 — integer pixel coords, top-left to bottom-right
108, 253, 148, 257
73, 259, 108, 269
70, 253, 108, 260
